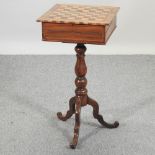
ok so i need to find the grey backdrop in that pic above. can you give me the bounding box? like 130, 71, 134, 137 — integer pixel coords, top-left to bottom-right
0, 55, 155, 155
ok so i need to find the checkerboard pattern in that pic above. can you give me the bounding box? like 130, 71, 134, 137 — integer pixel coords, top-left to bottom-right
37, 4, 119, 25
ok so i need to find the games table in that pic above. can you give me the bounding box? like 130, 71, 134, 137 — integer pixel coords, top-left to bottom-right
37, 3, 120, 149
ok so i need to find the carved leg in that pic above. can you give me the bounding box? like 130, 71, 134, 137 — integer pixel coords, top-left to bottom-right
70, 96, 81, 149
57, 96, 76, 121
88, 97, 119, 128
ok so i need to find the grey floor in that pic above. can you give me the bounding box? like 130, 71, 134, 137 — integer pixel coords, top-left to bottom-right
0, 55, 155, 155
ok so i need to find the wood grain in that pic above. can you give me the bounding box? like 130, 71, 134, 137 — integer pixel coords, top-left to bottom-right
42, 22, 105, 44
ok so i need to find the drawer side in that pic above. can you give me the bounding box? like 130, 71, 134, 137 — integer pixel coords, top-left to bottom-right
105, 16, 117, 43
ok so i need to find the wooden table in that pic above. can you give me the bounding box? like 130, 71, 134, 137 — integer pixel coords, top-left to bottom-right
37, 3, 120, 149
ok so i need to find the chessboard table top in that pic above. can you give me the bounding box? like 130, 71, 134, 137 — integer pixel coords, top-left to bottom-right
37, 4, 119, 26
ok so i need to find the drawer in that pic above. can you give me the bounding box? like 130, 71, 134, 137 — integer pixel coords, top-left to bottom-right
41, 16, 116, 45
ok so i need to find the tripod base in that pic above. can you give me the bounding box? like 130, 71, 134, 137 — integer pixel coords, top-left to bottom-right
57, 95, 119, 149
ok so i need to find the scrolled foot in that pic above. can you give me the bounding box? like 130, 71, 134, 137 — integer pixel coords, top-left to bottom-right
57, 112, 65, 121
114, 121, 119, 127
70, 143, 76, 149
88, 97, 119, 129
70, 134, 78, 149
57, 97, 76, 121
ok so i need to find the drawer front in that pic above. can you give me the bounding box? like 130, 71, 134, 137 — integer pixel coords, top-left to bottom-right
42, 23, 105, 44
